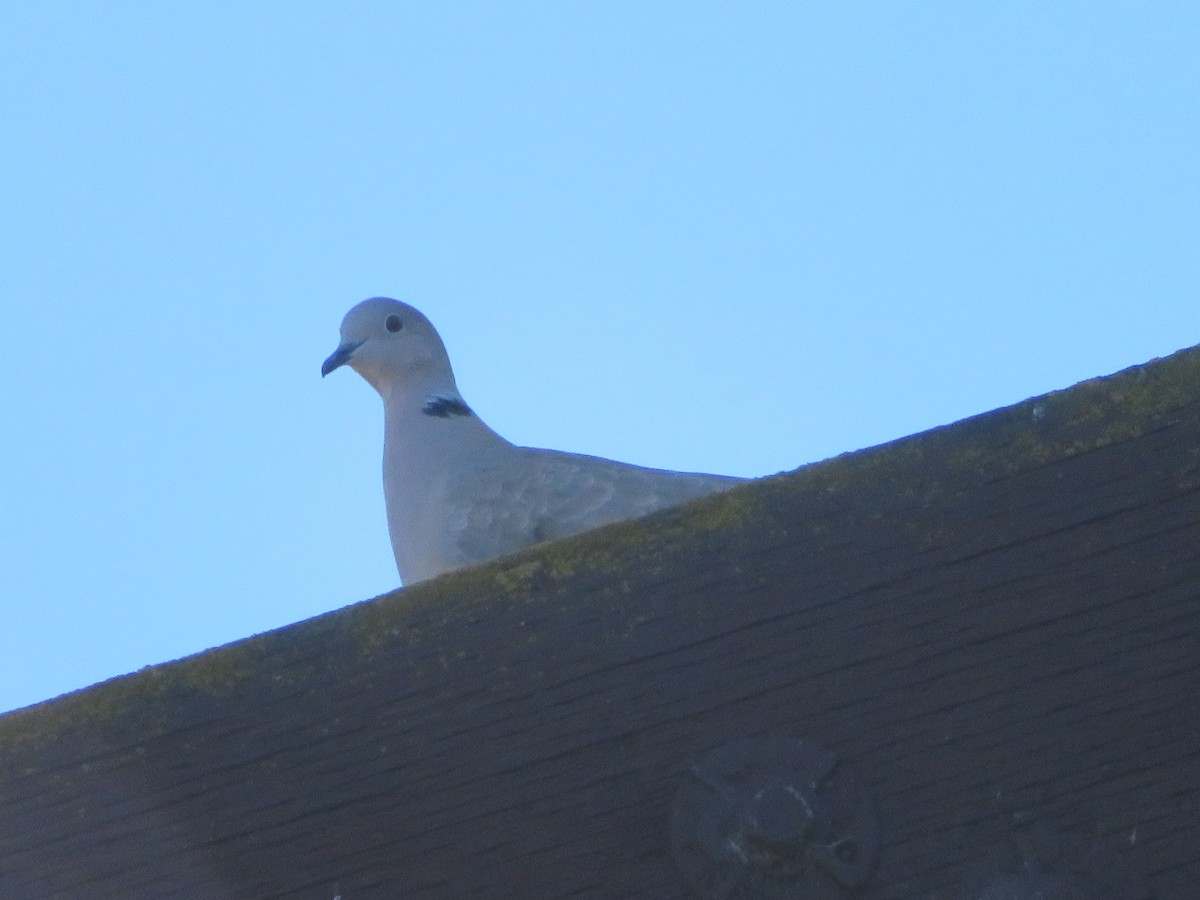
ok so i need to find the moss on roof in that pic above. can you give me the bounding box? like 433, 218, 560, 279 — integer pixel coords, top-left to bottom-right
3, 341, 1198, 760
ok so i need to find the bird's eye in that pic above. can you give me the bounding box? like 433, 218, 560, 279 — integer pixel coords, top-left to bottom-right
385, 314, 403, 333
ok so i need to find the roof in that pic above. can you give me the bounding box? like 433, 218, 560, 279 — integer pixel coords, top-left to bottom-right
2, 344, 1199, 898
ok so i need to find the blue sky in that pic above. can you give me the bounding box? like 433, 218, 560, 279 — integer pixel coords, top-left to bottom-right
2, 3, 1197, 714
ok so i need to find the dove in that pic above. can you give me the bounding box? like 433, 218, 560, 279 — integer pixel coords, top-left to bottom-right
322, 297, 745, 584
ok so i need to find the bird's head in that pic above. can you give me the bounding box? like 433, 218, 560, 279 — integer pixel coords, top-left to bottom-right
322, 297, 455, 396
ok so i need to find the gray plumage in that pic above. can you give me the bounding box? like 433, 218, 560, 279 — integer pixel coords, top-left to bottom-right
323, 297, 743, 584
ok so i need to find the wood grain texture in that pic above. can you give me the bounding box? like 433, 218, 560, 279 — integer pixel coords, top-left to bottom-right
2, 346, 1198, 899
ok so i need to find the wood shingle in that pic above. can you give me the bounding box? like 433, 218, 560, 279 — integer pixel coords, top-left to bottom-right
2, 345, 1198, 898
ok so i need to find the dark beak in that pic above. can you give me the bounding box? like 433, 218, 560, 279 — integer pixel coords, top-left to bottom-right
321, 341, 362, 377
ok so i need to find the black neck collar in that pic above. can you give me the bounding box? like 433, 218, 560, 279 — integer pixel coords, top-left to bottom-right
422, 394, 473, 418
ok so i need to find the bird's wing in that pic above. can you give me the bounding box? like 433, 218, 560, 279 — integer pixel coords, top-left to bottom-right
443, 448, 743, 565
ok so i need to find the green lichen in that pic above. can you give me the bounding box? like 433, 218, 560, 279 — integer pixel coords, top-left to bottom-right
3, 341, 1199, 760
764, 343, 1200, 505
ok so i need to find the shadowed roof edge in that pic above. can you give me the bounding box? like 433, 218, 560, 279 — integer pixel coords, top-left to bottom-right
2, 339, 1198, 757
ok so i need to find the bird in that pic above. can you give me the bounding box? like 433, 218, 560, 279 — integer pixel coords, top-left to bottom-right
322, 297, 745, 584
